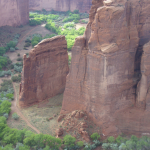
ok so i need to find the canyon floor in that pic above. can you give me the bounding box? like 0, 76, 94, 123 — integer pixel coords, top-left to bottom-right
0, 21, 94, 139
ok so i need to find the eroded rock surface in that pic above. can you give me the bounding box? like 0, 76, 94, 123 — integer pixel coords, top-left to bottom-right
0, 0, 29, 27
61, 0, 150, 135
19, 35, 69, 107
29, 0, 92, 13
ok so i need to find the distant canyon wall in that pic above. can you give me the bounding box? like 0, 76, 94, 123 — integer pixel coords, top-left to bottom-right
0, 0, 29, 27
29, 0, 92, 13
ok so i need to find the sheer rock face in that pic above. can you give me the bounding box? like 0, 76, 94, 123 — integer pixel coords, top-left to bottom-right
0, 0, 29, 27
29, 0, 92, 13
19, 36, 69, 107
61, 0, 150, 135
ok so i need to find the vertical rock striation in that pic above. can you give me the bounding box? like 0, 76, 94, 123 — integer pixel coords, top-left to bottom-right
0, 0, 29, 27
61, 0, 150, 135
29, 0, 92, 13
19, 36, 69, 107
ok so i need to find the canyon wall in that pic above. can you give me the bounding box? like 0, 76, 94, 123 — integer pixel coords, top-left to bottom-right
19, 36, 69, 107
61, 0, 150, 136
0, 0, 29, 27
29, 0, 92, 13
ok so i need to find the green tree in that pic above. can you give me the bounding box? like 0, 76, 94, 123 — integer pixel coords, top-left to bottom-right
0, 47, 5, 56
107, 136, 115, 143
63, 135, 76, 148
0, 101, 11, 116
90, 133, 100, 141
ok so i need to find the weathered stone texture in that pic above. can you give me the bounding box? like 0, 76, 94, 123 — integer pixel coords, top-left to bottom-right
29, 0, 92, 13
0, 0, 29, 27
19, 35, 69, 107
61, 0, 150, 135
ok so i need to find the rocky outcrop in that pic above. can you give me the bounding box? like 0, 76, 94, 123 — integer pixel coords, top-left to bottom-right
0, 0, 29, 27
19, 35, 69, 107
61, 0, 150, 136
29, 0, 92, 13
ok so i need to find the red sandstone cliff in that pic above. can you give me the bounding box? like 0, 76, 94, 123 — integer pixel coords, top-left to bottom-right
29, 0, 92, 13
0, 0, 29, 27
19, 36, 69, 107
61, 0, 150, 136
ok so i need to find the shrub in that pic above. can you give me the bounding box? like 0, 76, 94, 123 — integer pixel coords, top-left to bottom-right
0, 70, 11, 77
6, 93, 14, 100
24, 42, 31, 47
0, 56, 8, 70
3, 113, 8, 119
77, 141, 84, 148
14, 65, 22, 73
7, 40, 17, 49
90, 133, 100, 141
31, 41, 39, 47
119, 143, 127, 150
102, 143, 110, 150
17, 57, 23, 61
25, 37, 31, 43
15, 47, 19, 50
17, 53, 20, 57
10, 47, 15, 52
63, 135, 76, 148
0, 100, 11, 115
107, 136, 115, 143
0, 47, 6, 56
11, 75, 21, 82
12, 113, 19, 120
0, 80, 13, 92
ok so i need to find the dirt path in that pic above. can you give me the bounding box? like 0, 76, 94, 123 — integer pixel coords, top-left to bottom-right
11, 83, 40, 134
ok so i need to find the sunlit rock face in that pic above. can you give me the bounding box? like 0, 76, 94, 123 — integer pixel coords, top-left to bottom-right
0, 0, 29, 27
29, 0, 92, 13
61, 0, 150, 136
19, 36, 69, 107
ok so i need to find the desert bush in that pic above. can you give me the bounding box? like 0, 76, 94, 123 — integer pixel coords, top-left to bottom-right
7, 40, 17, 49
12, 113, 19, 120
0, 47, 6, 56
24, 42, 31, 47
63, 135, 76, 148
0, 70, 11, 77
90, 133, 100, 141
0, 100, 11, 116
6, 93, 14, 100
102, 143, 110, 150
107, 136, 115, 143
11, 75, 21, 83
77, 141, 84, 148
0, 80, 13, 92
17, 57, 23, 61
0, 56, 8, 70
15, 47, 19, 50
31, 40, 39, 47
3, 113, 8, 119
10, 47, 15, 52
17, 53, 20, 57
25, 37, 31, 43
14, 65, 22, 73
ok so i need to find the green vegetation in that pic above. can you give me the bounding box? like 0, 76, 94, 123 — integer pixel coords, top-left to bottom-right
12, 113, 19, 120
90, 133, 100, 141
28, 10, 87, 51
11, 74, 21, 83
